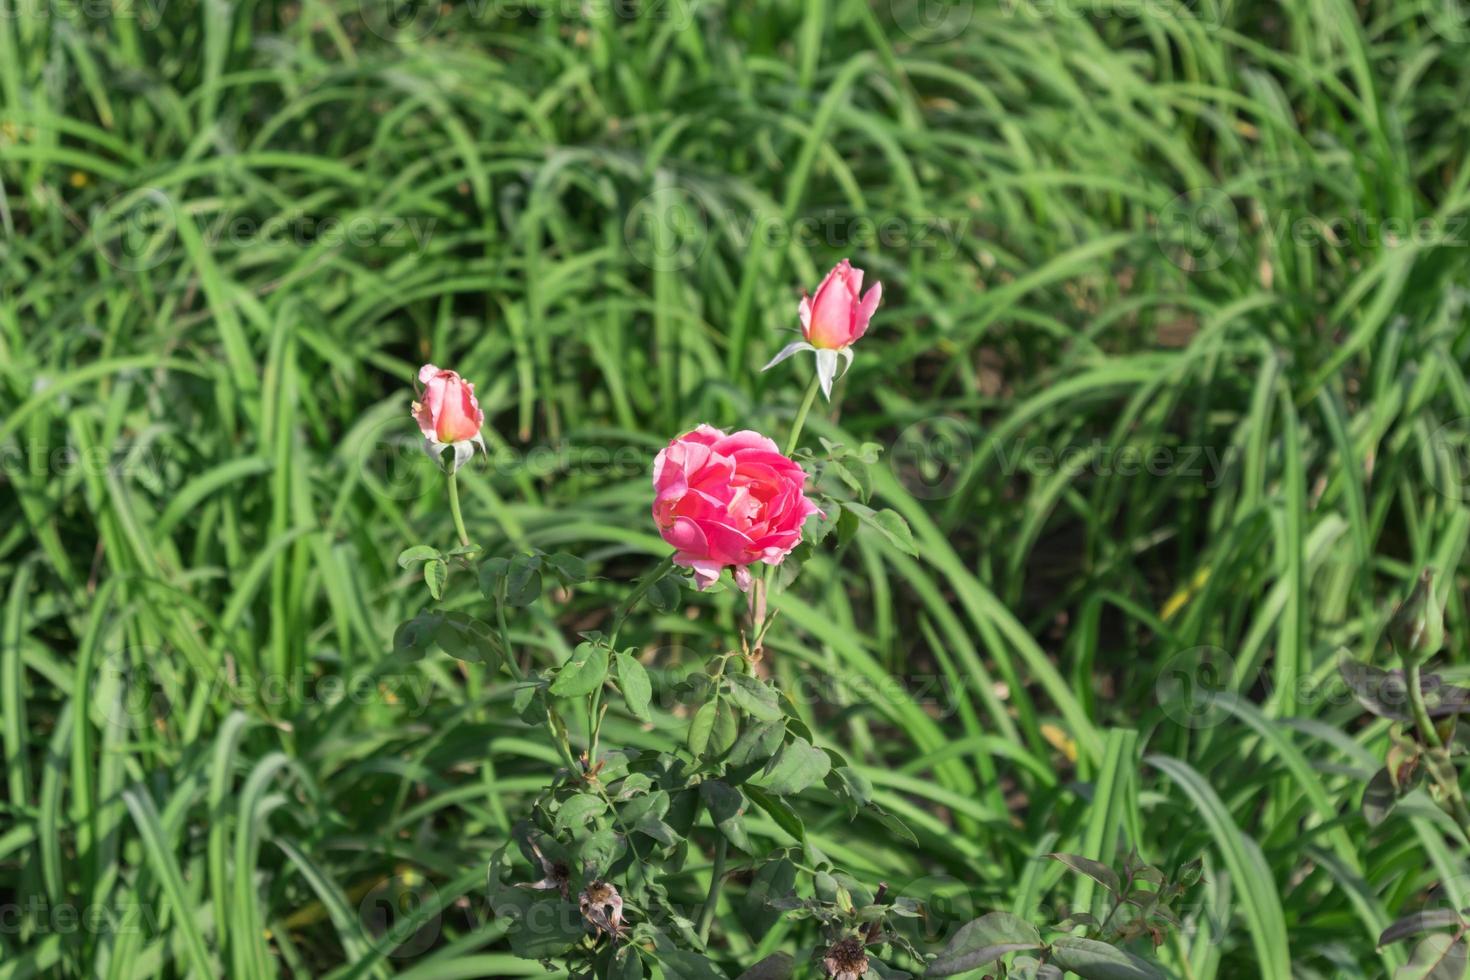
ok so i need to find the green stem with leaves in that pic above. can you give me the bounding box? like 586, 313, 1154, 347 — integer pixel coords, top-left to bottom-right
1405, 660, 1470, 839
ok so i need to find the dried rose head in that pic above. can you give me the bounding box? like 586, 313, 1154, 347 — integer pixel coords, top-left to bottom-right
579, 880, 625, 938
822, 936, 870, 980
521, 841, 571, 900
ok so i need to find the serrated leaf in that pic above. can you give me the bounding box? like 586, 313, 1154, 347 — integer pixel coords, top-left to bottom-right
827, 457, 872, 501
656, 948, 725, 980
397, 544, 440, 568
726, 674, 784, 722
1047, 937, 1164, 979
504, 554, 542, 606
827, 766, 873, 817
746, 785, 805, 842
612, 946, 644, 980
728, 720, 786, 768
619, 788, 669, 826
756, 737, 830, 796
549, 643, 609, 697
1338, 652, 1470, 721
554, 793, 607, 833
393, 612, 443, 657
648, 575, 681, 612
870, 804, 917, 846
709, 700, 739, 757
615, 772, 654, 801
477, 557, 509, 600
433, 611, 497, 664
869, 507, 918, 555
1363, 767, 1398, 827
700, 780, 753, 853
927, 911, 1043, 977
545, 552, 588, 584
744, 857, 798, 933
836, 504, 860, 546
688, 701, 718, 757
615, 651, 653, 721
807, 501, 841, 545
423, 558, 448, 598
579, 827, 626, 876
1050, 853, 1122, 894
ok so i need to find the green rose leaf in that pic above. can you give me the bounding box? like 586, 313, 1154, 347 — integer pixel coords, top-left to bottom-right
610, 946, 644, 980
393, 612, 443, 658
396, 544, 440, 568
755, 737, 830, 797
709, 700, 740, 758
545, 551, 588, 584
423, 557, 448, 598
1049, 853, 1122, 894
687, 701, 718, 758
550, 642, 609, 698
745, 784, 805, 843
729, 720, 786, 769
433, 611, 498, 665
700, 779, 753, 853
1046, 937, 1164, 979
926, 911, 1043, 977
615, 651, 654, 721
648, 574, 681, 612
478, 557, 509, 601
725, 674, 784, 722
504, 554, 542, 607
554, 793, 607, 833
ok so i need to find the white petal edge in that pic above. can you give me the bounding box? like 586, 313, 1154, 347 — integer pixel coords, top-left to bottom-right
837, 346, 854, 379
761, 340, 816, 372
814, 348, 840, 401
451, 440, 475, 472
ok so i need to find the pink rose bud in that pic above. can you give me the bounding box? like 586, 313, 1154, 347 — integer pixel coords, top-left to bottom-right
412, 364, 487, 471
652, 425, 821, 591
762, 259, 882, 400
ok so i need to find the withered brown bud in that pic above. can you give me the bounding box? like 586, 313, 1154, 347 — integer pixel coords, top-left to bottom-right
522, 841, 571, 899
579, 880, 626, 938
822, 936, 870, 980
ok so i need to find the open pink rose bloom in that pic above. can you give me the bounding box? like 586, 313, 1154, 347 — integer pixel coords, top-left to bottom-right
762, 259, 881, 400
413, 363, 487, 470
652, 425, 821, 591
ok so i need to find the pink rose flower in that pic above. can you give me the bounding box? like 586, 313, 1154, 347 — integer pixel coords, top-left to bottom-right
652, 425, 820, 591
413, 364, 487, 470
763, 259, 882, 400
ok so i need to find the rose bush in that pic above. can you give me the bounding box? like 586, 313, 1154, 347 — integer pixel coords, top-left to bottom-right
392, 266, 1192, 980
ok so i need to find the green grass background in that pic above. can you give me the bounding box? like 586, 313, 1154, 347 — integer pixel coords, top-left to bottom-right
4, 0, 1470, 976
